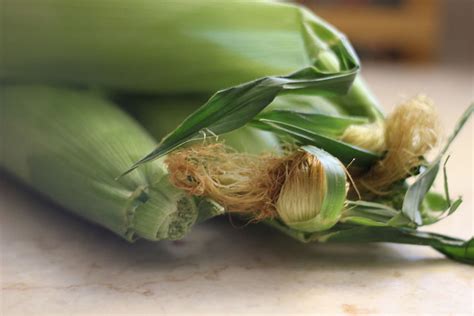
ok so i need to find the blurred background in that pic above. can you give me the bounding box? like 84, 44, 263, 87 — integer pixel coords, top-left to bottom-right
298, 0, 473, 64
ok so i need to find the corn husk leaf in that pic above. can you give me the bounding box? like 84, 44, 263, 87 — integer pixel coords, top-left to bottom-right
318, 227, 474, 265
120, 96, 281, 155
263, 104, 473, 264
257, 118, 380, 167
281, 145, 347, 232
268, 94, 347, 116
341, 201, 401, 227
124, 66, 359, 175
402, 104, 473, 225
1, 0, 383, 119
252, 110, 368, 136
266, 220, 474, 265
0, 85, 212, 241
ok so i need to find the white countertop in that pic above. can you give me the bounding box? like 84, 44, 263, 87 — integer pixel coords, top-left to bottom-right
1, 63, 473, 315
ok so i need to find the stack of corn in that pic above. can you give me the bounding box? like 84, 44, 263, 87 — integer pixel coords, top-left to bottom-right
1, 0, 472, 263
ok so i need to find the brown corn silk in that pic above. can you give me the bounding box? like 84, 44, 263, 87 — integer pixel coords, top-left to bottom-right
166, 144, 325, 221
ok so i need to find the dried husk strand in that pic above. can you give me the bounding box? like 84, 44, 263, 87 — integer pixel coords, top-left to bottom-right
166, 144, 279, 220
166, 144, 348, 232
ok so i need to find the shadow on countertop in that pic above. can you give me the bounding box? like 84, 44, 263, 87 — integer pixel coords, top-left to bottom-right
0, 172, 449, 274
4, 170, 472, 316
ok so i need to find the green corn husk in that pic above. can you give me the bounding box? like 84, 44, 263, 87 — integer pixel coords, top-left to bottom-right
128, 94, 473, 263
276, 145, 347, 233
120, 96, 281, 155
1, 0, 382, 121
0, 85, 218, 241
123, 97, 350, 233
1, 0, 472, 264
139, 92, 473, 263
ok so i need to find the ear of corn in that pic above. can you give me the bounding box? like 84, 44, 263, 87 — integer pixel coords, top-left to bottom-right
265, 105, 474, 263
126, 93, 473, 263
1, 0, 384, 173
2, 0, 315, 93
1, 0, 382, 138
0, 0, 472, 264
0, 85, 217, 241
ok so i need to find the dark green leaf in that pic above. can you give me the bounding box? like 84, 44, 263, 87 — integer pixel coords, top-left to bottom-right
319, 227, 474, 265
258, 118, 380, 167
122, 67, 359, 176
433, 238, 474, 265
345, 200, 399, 217
122, 10, 364, 175
266, 220, 474, 264
253, 110, 367, 136
342, 200, 402, 227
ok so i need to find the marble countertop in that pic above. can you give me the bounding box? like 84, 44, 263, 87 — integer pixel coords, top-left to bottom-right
1, 63, 473, 315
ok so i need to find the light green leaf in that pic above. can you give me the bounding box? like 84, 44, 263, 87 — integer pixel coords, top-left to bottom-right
284, 145, 347, 232
258, 118, 380, 167
402, 104, 473, 225
123, 66, 359, 176
253, 110, 367, 136
340, 216, 389, 227
341, 200, 401, 227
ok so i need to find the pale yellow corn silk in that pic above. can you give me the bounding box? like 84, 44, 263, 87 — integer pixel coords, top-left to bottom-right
275, 154, 326, 224
166, 144, 328, 221
354, 95, 440, 194
341, 121, 386, 154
